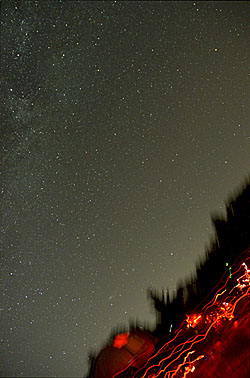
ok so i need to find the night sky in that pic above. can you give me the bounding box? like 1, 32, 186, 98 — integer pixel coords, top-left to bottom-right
1, 1, 250, 376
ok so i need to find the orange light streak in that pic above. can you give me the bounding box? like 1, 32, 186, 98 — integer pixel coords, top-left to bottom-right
186, 314, 202, 329
112, 255, 250, 378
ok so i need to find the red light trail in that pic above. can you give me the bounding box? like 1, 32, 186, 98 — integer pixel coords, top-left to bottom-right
112, 250, 250, 378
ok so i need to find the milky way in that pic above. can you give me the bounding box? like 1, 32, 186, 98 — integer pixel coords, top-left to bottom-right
1, 1, 249, 376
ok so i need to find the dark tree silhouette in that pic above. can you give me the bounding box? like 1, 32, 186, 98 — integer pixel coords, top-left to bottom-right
85, 176, 250, 377
149, 177, 250, 338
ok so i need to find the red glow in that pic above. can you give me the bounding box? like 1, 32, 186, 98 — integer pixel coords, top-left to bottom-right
113, 333, 129, 349
111, 249, 250, 378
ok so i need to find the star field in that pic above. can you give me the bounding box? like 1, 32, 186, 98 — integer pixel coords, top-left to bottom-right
1, 1, 250, 376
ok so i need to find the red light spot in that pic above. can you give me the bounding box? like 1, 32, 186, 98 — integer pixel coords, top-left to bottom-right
113, 333, 129, 349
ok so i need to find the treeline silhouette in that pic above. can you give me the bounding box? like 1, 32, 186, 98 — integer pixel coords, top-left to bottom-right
86, 176, 250, 377
149, 177, 250, 338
